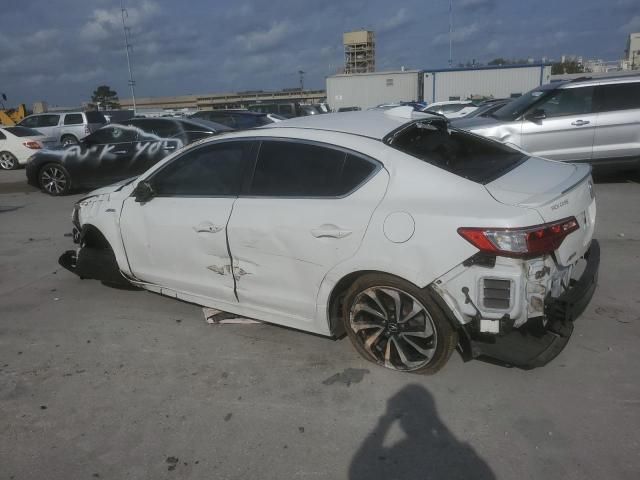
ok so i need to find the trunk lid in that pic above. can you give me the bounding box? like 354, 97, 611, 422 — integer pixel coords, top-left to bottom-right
485, 157, 596, 266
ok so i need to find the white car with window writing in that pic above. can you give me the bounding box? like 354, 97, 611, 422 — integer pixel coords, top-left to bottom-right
60, 107, 599, 374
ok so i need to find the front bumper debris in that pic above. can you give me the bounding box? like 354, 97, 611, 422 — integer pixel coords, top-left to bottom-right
59, 247, 131, 287
466, 239, 600, 369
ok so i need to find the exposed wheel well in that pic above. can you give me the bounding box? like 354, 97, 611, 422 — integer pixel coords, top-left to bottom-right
61, 134, 78, 141
80, 224, 111, 249
327, 270, 466, 343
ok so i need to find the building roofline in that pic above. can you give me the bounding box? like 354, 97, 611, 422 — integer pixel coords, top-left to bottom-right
423, 63, 552, 73
329, 69, 422, 78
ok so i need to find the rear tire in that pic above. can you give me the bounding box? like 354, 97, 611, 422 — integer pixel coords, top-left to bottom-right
0, 151, 18, 170
39, 163, 71, 196
61, 135, 78, 147
342, 273, 457, 374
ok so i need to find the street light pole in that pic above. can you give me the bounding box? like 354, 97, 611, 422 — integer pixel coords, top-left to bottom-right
121, 0, 137, 114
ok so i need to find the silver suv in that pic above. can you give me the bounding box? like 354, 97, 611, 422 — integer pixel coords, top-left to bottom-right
453, 75, 640, 168
18, 111, 107, 146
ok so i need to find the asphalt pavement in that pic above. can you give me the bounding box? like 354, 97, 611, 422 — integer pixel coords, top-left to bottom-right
1, 168, 639, 480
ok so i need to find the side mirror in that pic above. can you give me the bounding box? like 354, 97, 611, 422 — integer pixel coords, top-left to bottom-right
134, 181, 155, 203
525, 109, 546, 122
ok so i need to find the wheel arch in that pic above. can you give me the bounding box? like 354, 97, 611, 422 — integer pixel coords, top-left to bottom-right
324, 268, 464, 339
80, 224, 111, 249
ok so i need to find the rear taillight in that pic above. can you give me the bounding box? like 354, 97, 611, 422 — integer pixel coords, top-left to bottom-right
458, 217, 579, 258
84, 125, 90, 135
23, 141, 42, 150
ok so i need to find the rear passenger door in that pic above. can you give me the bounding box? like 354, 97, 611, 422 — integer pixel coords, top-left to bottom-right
592, 81, 640, 162
227, 139, 388, 331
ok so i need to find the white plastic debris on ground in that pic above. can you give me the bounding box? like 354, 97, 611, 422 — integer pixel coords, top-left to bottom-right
203, 308, 262, 325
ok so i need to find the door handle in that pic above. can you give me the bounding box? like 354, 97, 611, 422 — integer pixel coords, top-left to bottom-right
311, 224, 352, 239
162, 145, 176, 151
571, 120, 590, 126
113, 149, 129, 155
194, 222, 224, 234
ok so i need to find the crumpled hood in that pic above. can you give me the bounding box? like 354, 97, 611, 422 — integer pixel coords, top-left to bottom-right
80, 177, 138, 200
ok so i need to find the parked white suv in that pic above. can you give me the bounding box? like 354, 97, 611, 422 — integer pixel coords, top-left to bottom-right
18, 111, 107, 146
454, 75, 640, 168
59, 108, 599, 373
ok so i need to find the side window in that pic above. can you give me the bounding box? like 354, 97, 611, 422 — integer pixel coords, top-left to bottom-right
278, 105, 293, 116
40, 114, 61, 127
208, 114, 235, 128
19, 116, 39, 128
63, 114, 84, 125
0, 131, 5, 140
232, 115, 258, 129
152, 142, 252, 196
88, 125, 137, 144
595, 83, 640, 112
134, 120, 180, 139
536, 87, 594, 118
249, 141, 376, 197
441, 104, 467, 113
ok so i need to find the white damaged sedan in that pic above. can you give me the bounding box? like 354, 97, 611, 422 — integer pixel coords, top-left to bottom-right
60, 107, 599, 373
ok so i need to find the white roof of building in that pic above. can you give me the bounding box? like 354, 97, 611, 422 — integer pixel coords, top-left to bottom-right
261, 107, 439, 140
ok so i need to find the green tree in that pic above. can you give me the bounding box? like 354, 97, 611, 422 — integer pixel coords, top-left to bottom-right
488, 58, 508, 66
551, 61, 584, 75
91, 85, 120, 110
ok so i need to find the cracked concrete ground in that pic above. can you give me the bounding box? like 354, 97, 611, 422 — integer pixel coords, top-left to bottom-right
1, 168, 639, 480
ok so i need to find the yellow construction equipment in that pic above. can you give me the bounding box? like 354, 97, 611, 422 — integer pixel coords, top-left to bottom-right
0, 104, 27, 126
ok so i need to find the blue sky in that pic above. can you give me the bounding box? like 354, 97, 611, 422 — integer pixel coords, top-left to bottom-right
1, 0, 639, 106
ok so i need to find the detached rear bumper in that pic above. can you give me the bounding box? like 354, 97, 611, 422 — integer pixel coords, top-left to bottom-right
466, 239, 600, 369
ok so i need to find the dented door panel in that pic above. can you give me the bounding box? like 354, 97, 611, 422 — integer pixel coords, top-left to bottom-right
227, 170, 389, 326
120, 197, 237, 303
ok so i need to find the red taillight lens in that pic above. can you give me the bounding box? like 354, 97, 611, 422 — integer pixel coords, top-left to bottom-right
458, 217, 579, 258
23, 141, 42, 149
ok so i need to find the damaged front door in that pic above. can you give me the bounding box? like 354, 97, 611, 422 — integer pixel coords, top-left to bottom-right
119, 141, 254, 304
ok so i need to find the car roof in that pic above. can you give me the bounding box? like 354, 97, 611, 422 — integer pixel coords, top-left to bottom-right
195, 110, 267, 117
126, 117, 232, 132
27, 111, 84, 116
553, 74, 640, 89
259, 108, 440, 141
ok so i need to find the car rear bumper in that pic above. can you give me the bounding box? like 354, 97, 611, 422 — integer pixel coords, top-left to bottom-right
464, 239, 600, 369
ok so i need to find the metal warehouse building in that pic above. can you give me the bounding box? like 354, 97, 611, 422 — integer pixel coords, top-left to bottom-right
327, 70, 422, 111
423, 64, 552, 103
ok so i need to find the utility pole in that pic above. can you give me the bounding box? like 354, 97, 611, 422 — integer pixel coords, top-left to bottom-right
298, 70, 305, 90
448, 0, 453, 67
121, 0, 137, 114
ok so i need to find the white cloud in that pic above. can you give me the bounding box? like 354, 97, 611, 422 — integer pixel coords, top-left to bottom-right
620, 15, 640, 33
379, 8, 411, 33
432, 23, 480, 46
235, 21, 295, 53
80, 0, 159, 42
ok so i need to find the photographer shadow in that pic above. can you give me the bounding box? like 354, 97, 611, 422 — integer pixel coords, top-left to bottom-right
349, 384, 495, 480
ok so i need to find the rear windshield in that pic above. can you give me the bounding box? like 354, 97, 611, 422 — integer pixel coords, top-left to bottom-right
3, 126, 43, 137
84, 111, 107, 124
388, 121, 527, 184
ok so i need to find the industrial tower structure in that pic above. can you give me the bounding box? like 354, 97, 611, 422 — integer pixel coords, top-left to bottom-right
343, 30, 375, 74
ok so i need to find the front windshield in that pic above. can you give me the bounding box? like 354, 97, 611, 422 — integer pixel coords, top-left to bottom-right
491, 86, 555, 121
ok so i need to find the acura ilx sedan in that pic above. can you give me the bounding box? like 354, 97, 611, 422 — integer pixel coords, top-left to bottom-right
59, 107, 599, 373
